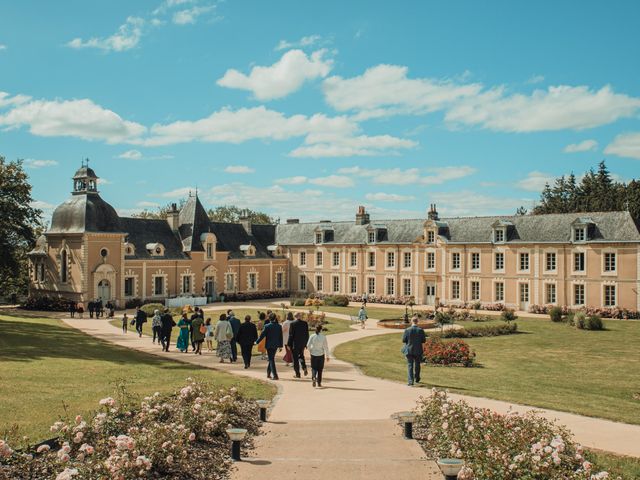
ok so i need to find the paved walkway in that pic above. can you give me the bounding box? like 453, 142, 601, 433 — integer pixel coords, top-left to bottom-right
62, 304, 640, 479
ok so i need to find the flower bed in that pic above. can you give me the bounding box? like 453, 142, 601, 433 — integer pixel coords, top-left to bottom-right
223, 290, 290, 302
431, 322, 518, 339
530, 304, 640, 320
423, 338, 476, 367
414, 390, 611, 480
0, 379, 261, 480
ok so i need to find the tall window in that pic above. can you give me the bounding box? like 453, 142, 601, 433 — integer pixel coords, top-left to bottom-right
470, 281, 480, 301
403, 278, 411, 296
182, 275, 192, 294
427, 252, 435, 270
494, 252, 504, 271
124, 277, 134, 297
495, 282, 504, 302
316, 275, 323, 291
154, 276, 164, 296
350, 251, 357, 267
248, 273, 257, 290
520, 283, 529, 302
332, 251, 340, 267
386, 277, 395, 295
604, 285, 616, 306
206, 243, 214, 259
451, 280, 460, 300
574, 252, 585, 272
276, 272, 284, 289
604, 252, 616, 272
386, 251, 395, 268
315, 232, 322, 244
225, 273, 235, 291
299, 251, 306, 266
299, 275, 307, 291
519, 252, 529, 271
368, 251, 376, 267
332, 276, 340, 292
316, 251, 323, 267
60, 249, 68, 283
427, 231, 435, 244
494, 229, 504, 243
574, 284, 585, 305
37, 263, 45, 282
471, 252, 480, 270
545, 283, 556, 304
350, 276, 357, 293
545, 252, 557, 271
403, 252, 412, 268
574, 228, 586, 242
451, 252, 460, 270
368, 231, 376, 243
367, 277, 375, 295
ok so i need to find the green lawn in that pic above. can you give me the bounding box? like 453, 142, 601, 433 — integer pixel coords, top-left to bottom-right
0, 315, 275, 442
334, 317, 640, 425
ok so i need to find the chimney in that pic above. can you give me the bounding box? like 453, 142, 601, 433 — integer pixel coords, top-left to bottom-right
286, 218, 300, 224
166, 202, 180, 231
355, 205, 370, 225
239, 209, 252, 235
427, 203, 439, 221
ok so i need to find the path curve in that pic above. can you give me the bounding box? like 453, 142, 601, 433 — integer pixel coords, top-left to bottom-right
63, 305, 640, 458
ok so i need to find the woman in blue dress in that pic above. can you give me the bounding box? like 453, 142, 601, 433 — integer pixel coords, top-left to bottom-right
176, 313, 190, 353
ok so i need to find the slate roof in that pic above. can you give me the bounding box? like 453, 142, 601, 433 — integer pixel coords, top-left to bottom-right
275, 211, 640, 245
49, 193, 123, 234
178, 195, 211, 252
208, 222, 276, 259
119, 218, 188, 260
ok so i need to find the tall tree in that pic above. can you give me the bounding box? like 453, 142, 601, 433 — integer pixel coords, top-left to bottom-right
207, 205, 274, 224
0, 157, 42, 296
132, 200, 185, 220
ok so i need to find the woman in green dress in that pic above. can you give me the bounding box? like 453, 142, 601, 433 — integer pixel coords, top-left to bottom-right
176, 313, 190, 353
191, 314, 205, 355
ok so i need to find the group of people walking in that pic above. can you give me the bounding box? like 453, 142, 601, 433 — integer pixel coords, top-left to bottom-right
68, 299, 115, 319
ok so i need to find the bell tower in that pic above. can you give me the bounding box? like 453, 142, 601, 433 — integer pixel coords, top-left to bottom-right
72, 159, 99, 195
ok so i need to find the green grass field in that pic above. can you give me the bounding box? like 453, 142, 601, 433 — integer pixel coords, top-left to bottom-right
335, 317, 640, 425
0, 314, 275, 442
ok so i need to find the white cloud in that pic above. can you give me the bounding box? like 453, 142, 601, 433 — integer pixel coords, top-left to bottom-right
430, 191, 531, 217
137, 201, 160, 208
23, 159, 58, 169
31, 200, 55, 210
0, 44, 6, 51
0, 97, 146, 143
365, 192, 414, 202
275, 34, 322, 51
224, 165, 255, 174
563, 139, 598, 153
98, 178, 111, 185
308, 175, 354, 188
67, 16, 144, 52
604, 132, 640, 160
516, 171, 555, 192
446, 85, 640, 132
0, 91, 31, 108
153, 0, 195, 15
172, 5, 215, 25
151, 186, 196, 198
323, 64, 482, 119
337, 165, 475, 185
275, 176, 308, 185
527, 75, 545, 84
217, 49, 333, 101
290, 133, 416, 158
118, 149, 143, 159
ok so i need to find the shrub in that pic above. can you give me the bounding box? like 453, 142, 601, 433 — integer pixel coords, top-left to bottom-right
21, 295, 72, 312
124, 298, 144, 309
433, 322, 518, 339
549, 306, 564, 322
0, 379, 261, 480
413, 390, 610, 480
435, 311, 454, 325
423, 338, 475, 367
586, 315, 603, 330
222, 290, 290, 302
500, 308, 518, 322
289, 297, 306, 307
570, 311, 586, 329
323, 295, 350, 307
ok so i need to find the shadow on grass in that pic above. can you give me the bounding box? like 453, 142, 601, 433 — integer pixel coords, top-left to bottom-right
0, 317, 204, 372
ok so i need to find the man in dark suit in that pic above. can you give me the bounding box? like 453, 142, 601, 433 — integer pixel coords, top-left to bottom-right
237, 314, 258, 368
402, 316, 427, 386
134, 306, 147, 337
160, 308, 176, 352
287, 312, 309, 378
255, 313, 283, 380
227, 309, 241, 363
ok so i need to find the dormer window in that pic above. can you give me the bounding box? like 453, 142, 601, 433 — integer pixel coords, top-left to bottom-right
124, 242, 135, 256
267, 245, 284, 257
571, 217, 593, 243
494, 229, 505, 243
574, 227, 586, 242
240, 244, 256, 256
368, 231, 375, 243
200, 233, 217, 260
315, 232, 322, 244
146, 243, 165, 256
367, 224, 387, 243
427, 231, 435, 244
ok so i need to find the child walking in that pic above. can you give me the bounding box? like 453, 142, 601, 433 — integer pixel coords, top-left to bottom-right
121, 313, 128, 334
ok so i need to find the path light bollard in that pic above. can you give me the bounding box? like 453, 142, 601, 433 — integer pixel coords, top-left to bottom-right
397, 411, 417, 440
437, 458, 465, 480
256, 399, 271, 422
225, 428, 247, 461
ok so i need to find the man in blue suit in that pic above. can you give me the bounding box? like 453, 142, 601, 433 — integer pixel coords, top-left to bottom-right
255, 313, 283, 380
402, 316, 426, 386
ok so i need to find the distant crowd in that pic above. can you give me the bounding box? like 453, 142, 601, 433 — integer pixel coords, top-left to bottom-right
68, 300, 115, 319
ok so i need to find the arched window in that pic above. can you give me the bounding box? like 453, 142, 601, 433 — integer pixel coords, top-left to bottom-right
61, 250, 68, 283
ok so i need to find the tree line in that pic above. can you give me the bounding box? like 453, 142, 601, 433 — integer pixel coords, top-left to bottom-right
133, 202, 275, 224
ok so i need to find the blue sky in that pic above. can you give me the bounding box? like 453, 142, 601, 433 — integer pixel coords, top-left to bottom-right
1, 0, 640, 222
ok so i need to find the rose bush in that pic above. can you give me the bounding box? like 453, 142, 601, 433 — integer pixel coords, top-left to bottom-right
414, 390, 614, 480
423, 338, 475, 367
0, 379, 262, 480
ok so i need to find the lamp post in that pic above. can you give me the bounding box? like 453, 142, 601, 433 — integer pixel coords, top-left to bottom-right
225, 428, 247, 461
256, 399, 270, 422
437, 458, 465, 480
397, 411, 417, 440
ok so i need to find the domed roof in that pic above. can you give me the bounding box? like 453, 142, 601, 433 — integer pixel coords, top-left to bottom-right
49, 194, 122, 234
73, 166, 97, 179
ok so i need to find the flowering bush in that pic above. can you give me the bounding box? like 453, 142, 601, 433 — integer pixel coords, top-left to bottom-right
423, 338, 475, 367
0, 379, 262, 480
414, 390, 613, 480
223, 290, 291, 302
432, 322, 518, 339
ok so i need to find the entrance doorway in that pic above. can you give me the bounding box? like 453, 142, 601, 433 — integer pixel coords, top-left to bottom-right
97, 279, 111, 301
205, 276, 216, 301
519, 283, 529, 311
425, 281, 436, 305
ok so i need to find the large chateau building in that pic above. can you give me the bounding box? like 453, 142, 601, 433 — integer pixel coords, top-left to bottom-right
29, 166, 640, 311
